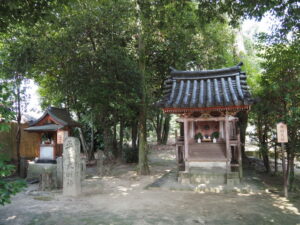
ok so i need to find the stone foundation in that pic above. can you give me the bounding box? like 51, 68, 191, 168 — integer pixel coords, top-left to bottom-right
178, 167, 240, 187
185, 161, 227, 171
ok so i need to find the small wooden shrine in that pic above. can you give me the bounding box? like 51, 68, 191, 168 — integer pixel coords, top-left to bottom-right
158, 62, 252, 184
24, 107, 80, 162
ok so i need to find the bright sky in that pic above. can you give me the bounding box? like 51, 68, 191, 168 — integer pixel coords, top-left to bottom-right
242, 13, 278, 39
24, 16, 276, 119
24, 79, 43, 119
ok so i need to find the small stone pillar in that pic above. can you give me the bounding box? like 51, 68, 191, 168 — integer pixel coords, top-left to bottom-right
39, 171, 56, 191
94, 151, 104, 175
63, 137, 81, 196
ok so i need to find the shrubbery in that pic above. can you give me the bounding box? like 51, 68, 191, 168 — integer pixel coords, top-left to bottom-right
0, 158, 26, 205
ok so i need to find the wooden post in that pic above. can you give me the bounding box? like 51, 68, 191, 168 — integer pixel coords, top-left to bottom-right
175, 144, 179, 164
281, 143, 288, 198
237, 129, 242, 178
225, 114, 231, 174
276, 122, 288, 198
183, 118, 189, 163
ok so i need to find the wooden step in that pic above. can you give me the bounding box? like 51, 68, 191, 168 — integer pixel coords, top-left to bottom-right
188, 143, 226, 160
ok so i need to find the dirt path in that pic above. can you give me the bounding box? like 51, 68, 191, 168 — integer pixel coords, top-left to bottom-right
0, 145, 299, 225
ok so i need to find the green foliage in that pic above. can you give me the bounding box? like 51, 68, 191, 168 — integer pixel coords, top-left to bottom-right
0, 46, 27, 204
0, 80, 26, 205
194, 133, 203, 140
0, 82, 14, 126
0, 0, 70, 33
144, 2, 239, 100
249, 33, 300, 182
211, 131, 220, 139
197, 0, 299, 37
33, 0, 140, 117
0, 159, 26, 205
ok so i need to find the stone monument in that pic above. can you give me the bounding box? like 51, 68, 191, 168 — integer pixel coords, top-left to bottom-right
63, 137, 81, 196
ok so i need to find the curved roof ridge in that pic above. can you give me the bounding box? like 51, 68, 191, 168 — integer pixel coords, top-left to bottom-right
170, 62, 243, 77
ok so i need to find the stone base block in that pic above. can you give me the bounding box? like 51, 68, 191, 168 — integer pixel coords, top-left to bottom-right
27, 162, 57, 182
179, 169, 226, 186
226, 172, 240, 186
179, 168, 240, 187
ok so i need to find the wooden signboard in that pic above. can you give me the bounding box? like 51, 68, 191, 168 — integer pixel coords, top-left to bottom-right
277, 122, 288, 143
57, 130, 69, 144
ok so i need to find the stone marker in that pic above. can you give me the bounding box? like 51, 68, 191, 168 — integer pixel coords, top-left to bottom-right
63, 137, 81, 196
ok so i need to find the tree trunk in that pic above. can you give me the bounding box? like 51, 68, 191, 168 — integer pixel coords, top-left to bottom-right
76, 111, 92, 160
288, 151, 295, 191
261, 144, 270, 173
90, 118, 94, 160
287, 134, 296, 191
131, 120, 138, 149
15, 80, 21, 175
286, 149, 290, 190
103, 124, 113, 160
161, 114, 171, 144
155, 111, 163, 144
256, 117, 270, 173
274, 143, 278, 174
137, 0, 149, 175
78, 127, 89, 157
138, 107, 149, 175
112, 123, 118, 158
119, 119, 124, 159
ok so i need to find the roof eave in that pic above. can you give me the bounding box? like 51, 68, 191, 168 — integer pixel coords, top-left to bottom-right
162, 105, 251, 114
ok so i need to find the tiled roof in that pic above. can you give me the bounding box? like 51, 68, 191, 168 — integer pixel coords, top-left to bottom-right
24, 124, 64, 131
158, 63, 252, 110
29, 107, 80, 127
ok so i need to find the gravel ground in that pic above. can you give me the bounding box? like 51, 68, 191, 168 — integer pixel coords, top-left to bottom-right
0, 145, 299, 225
